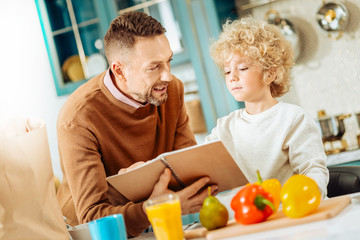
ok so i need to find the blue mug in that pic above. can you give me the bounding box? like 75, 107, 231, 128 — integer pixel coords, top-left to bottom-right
88, 214, 127, 240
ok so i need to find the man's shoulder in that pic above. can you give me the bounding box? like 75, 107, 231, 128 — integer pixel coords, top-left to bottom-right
168, 75, 183, 91
165, 75, 184, 103
58, 73, 105, 125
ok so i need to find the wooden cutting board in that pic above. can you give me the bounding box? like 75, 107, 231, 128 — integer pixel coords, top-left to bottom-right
184, 195, 351, 240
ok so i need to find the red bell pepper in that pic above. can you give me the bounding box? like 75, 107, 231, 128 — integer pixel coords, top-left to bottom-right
231, 184, 275, 224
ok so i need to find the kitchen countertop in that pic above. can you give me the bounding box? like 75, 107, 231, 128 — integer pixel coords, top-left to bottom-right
326, 148, 360, 166
133, 192, 360, 240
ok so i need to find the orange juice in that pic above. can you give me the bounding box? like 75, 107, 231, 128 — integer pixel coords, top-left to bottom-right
145, 194, 183, 240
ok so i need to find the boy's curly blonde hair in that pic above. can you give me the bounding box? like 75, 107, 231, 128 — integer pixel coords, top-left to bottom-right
210, 18, 293, 97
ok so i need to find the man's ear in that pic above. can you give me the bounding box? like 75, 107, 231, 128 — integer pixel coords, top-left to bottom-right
264, 68, 277, 84
111, 62, 126, 82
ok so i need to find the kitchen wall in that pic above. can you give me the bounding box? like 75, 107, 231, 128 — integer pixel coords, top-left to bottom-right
236, 0, 360, 148
2, 0, 360, 181
0, 1, 67, 179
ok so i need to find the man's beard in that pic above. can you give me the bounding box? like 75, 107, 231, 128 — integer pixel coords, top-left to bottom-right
132, 90, 168, 106
148, 92, 168, 106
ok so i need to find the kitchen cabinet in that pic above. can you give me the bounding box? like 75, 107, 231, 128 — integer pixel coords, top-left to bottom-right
35, 0, 114, 96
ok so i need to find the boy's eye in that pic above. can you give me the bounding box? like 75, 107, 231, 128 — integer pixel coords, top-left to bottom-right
239, 67, 248, 71
224, 70, 230, 75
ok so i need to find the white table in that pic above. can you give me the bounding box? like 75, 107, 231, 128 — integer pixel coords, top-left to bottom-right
134, 192, 360, 240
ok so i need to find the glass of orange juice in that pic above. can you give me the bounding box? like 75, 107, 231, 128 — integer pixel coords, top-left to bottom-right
145, 194, 184, 240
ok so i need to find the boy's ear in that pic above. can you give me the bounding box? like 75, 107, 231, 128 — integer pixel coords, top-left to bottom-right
264, 68, 277, 84
111, 62, 127, 82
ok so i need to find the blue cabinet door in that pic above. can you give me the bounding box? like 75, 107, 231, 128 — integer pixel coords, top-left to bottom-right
35, 0, 114, 96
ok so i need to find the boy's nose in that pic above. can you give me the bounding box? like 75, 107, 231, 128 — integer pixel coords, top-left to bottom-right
229, 72, 239, 82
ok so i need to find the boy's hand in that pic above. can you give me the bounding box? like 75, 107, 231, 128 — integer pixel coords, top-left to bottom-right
145, 168, 218, 214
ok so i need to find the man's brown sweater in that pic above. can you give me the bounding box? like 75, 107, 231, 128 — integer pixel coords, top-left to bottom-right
56, 72, 196, 237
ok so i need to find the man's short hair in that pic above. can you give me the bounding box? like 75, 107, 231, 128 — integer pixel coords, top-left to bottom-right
104, 11, 166, 65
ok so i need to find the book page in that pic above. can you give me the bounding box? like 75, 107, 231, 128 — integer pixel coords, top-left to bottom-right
165, 140, 248, 193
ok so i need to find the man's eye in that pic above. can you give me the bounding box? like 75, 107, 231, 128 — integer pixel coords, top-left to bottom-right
149, 65, 159, 71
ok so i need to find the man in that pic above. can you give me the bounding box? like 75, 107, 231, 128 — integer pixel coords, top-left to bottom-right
56, 12, 216, 237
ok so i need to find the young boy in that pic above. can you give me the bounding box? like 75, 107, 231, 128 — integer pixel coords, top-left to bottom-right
207, 18, 329, 197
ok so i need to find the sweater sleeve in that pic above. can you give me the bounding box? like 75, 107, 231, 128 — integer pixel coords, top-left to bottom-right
173, 80, 197, 150
205, 126, 219, 143
57, 123, 150, 237
285, 113, 329, 198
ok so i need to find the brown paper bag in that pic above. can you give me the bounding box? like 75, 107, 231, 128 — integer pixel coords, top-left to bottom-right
0, 118, 68, 240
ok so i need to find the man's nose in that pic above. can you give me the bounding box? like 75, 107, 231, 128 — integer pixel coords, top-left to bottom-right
161, 65, 173, 82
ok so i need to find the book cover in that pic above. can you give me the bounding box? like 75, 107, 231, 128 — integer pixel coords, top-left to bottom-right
106, 140, 248, 202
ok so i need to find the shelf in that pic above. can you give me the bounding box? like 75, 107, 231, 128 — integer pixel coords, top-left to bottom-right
52, 18, 99, 36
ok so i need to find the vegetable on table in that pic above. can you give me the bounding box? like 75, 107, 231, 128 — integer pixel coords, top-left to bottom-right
280, 174, 321, 218
231, 184, 275, 224
252, 170, 281, 214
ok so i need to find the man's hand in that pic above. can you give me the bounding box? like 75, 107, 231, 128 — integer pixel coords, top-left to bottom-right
146, 168, 218, 215
118, 161, 145, 174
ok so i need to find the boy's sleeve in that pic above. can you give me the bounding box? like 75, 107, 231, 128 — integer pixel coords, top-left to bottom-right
205, 127, 219, 143
285, 113, 329, 198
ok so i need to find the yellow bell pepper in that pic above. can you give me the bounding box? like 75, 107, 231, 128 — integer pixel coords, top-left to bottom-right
249, 170, 281, 214
280, 174, 321, 218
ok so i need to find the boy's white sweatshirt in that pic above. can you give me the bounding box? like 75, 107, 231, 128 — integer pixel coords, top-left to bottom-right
206, 102, 329, 197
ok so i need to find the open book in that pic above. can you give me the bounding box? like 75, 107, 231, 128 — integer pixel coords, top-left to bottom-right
106, 140, 248, 202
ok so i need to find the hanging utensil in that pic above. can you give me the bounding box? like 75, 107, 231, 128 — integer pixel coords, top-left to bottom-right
316, 0, 349, 40
264, 9, 301, 61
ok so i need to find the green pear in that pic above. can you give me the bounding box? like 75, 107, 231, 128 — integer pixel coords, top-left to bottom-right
199, 187, 229, 230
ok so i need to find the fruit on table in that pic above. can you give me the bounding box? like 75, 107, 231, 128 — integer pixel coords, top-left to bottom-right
281, 174, 321, 218
252, 170, 281, 214
199, 187, 229, 230
231, 184, 275, 224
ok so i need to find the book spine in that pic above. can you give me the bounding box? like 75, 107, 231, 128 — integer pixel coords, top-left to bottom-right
160, 156, 186, 189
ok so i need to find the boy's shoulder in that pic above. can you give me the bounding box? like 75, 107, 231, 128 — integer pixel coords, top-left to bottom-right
277, 102, 316, 124
219, 108, 243, 121
279, 102, 311, 116
214, 109, 245, 129
278, 102, 305, 113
